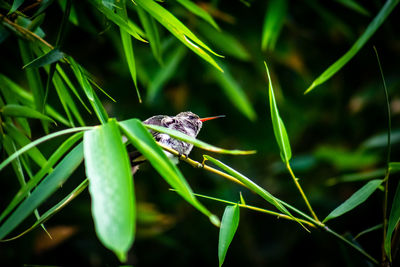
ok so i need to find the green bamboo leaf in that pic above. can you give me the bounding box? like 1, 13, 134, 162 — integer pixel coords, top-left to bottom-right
18, 40, 44, 112
84, 119, 135, 262
323, 179, 383, 223
0, 24, 10, 44
8, 0, 24, 14
335, 0, 371, 17
264, 61, 292, 163
0, 74, 70, 126
3, 122, 48, 168
261, 0, 287, 51
137, 5, 162, 64
2, 135, 26, 186
176, 0, 219, 30
1, 104, 55, 122
0, 143, 84, 240
89, 0, 147, 42
119, 118, 220, 226
144, 124, 255, 155
134, 0, 223, 72
385, 180, 400, 261
0, 179, 88, 242
0, 133, 83, 224
203, 155, 299, 225
23, 49, 65, 69
56, 65, 91, 113
218, 204, 240, 267
69, 57, 108, 124
210, 62, 256, 121
53, 72, 85, 126
389, 162, 400, 172
305, 0, 400, 94
117, 0, 142, 103
147, 45, 186, 102
197, 22, 250, 61
0, 127, 91, 172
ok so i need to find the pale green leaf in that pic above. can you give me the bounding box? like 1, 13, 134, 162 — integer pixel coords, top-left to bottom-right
265, 61, 292, 163
84, 119, 135, 262
218, 204, 240, 267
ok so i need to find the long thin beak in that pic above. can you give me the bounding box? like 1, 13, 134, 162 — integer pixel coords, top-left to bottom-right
199, 115, 225, 122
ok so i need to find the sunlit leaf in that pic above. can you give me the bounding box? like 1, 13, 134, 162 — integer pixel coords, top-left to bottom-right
323, 179, 382, 222
218, 204, 239, 267
305, 0, 400, 93
84, 119, 135, 262
264, 61, 291, 163
119, 119, 220, 226
134, 0, 223, 71
203, 155, 300, 226
144, 124, 255, 155
385, 180, 400, 261
8, 0, 24, 14
261, 0, 287, 51
176, 0, 219, 30
0, 143, 84, 239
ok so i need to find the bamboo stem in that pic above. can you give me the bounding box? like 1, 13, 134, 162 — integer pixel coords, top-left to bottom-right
286, 162, 320, 222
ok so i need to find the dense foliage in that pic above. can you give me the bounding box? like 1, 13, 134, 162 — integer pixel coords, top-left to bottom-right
1, 0, 400, 266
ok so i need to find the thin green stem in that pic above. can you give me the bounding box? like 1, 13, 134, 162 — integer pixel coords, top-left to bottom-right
324, 226, 379, 265
286, 162, 320, 222
374, 46, 391, 264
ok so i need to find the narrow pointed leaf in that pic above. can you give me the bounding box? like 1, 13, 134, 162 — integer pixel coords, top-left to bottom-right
147, 45, 187, 102
3, 123, 48, 168
203, 155, 298, 223
210, 63, 256, 121
0, 133, 83, 224
354, 224, 382, 240
8, 0, 24, 14
144, 124, 255, 155
218, 204, 240, 267
176, 0, 219, 30
119, 119, 219, 226
305, 0, 400, 93
1, 104, 55, 122
84, 119, 135, 262
0, 179, 88, 242
23, 49, 65, 69
137, 5, 162, 63
323, 179, 383, 222
385, 180, 400, 261
265, 62, 292, 163
117, 0, 141, 103
261, 0, 287, 51
90, 0, 146, 42
134, 0, 223, 71
0, 127, 91, 172
0, 143, 84, 239
335, 0, 371, 16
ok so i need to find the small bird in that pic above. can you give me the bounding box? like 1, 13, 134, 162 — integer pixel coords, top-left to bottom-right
132, 111, 224, 164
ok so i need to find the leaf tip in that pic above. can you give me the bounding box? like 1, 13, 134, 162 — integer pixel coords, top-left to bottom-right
209, 214, 221, 227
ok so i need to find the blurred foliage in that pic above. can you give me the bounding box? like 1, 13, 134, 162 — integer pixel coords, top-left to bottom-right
1, 0, 400, 266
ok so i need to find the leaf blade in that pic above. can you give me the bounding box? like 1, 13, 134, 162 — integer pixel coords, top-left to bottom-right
218, 204, 240, 267
1, 104, 55, 122
84, 119, 135, 262
385, 180, 400, 261
323, 179, 383, 222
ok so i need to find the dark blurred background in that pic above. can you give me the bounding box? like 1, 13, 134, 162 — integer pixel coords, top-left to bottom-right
1, 0, 400, 266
